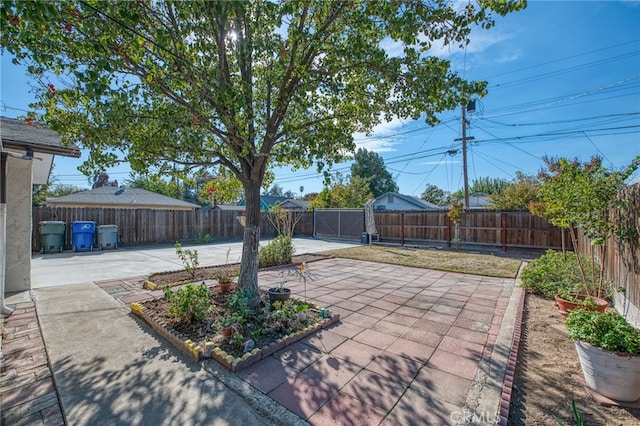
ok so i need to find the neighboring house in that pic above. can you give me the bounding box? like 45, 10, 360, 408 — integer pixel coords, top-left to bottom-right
277, 199, 310, 211
239, 195, 289, 212
450, 192, 493, 209
44, 186, 200, 210
1, 116, 80, 298
372, 192, 441, 211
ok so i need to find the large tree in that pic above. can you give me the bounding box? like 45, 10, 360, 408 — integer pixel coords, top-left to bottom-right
351, 147, 398, 197
420, 183, 449, 206
1, 0, 524, 292
312, 172, 372, 208
489, 171, 538, 210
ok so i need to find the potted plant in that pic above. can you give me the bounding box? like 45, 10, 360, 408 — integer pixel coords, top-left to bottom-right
215, 270, 234, 293
566, 308, 640, 402
554, 287, 608, 321
267, 278, 291, 305
530, 157, 639, 316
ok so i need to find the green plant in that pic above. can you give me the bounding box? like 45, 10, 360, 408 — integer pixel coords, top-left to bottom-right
553, 400, 583, 426
163, 283, 214, 323
215, 269, 234, 284
530, 156, 640, 298
174, 242, 199, 279
191, 233, 213, 244
566, 308, 640, 355
229, 332, 245, 349
258, 234, 294, 268
520, 250, 598, 299
226, 289, 256, 319
448, 200, 464, 224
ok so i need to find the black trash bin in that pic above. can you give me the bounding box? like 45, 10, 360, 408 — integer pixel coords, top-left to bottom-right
361, 232, 369, 244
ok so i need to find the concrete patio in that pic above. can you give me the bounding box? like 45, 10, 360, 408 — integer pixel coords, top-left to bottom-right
1, 239, 522, 425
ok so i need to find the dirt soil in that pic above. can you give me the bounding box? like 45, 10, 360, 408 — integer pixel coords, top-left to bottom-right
148, 254, 327, 286
509, 293, 640, 425
142, 254, 328, 358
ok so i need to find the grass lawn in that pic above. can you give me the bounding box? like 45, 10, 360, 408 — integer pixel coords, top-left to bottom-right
320, 245, 522, 278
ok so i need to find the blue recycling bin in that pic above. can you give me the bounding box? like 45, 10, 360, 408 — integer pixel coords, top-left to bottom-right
71, 221, 96, 252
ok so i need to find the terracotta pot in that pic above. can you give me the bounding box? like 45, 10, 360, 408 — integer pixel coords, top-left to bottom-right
574, 340, 640, 402
554, 294, 608, 320
268, 287, 291, 305
218, 281, 232, 293
222, 327, 234, 338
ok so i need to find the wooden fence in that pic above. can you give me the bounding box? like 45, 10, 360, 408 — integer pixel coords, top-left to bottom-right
32, 207, 314, 250
573, 183, 640, 312
373, 210, 565, 251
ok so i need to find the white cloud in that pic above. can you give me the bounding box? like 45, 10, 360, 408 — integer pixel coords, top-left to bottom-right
428, 29, 511, 59
353, 115, 410, 153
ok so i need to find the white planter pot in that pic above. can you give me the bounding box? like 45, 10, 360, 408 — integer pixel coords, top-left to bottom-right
574, 340, 640, 402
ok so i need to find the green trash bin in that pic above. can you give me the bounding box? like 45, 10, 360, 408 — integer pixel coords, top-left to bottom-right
39, 221, 66, 254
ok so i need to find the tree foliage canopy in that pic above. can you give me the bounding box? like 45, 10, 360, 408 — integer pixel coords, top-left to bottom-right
420, 183, 449, 206
311, 172, 373, 208
489, 172, 538, 210
2, 0, 525, 291
350, 148, 398, 198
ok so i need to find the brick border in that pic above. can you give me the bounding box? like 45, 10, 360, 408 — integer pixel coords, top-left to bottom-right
498, 288, 526, 425
130, 301, 340, 372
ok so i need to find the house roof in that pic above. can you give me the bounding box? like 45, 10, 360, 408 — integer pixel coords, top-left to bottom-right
0, 116, 80, 158
45, 186, 200, 209
278, 199, 311, 210
374, 192, 441, 210
239, 195, 289, 211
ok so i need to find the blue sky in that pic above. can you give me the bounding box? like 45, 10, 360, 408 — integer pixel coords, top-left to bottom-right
2, 1, 639, 197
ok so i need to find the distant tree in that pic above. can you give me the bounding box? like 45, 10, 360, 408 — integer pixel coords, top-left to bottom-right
89, 172, 118, 189
199, 168, 244, 205
125, 173, 177, 198
311, 173, 372, 208
264, 184, 285, 197
33, 183, 83, 206
351, 148, 398, 198
450, 176, 509, 200
303, 192, 319, 202
420, 184, 449, 206
283, 189, 296, 199
490, 172, 539, 210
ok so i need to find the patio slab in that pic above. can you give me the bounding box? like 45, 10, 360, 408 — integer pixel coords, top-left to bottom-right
3, 240, 524, 425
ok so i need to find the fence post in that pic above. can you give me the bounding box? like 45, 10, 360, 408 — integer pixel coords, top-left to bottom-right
401, 212, 405, 246
445, 214, 451, 248
501, 213, 507, 252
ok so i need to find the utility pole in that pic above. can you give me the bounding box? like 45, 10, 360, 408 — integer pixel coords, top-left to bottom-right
455, 102, 474, 209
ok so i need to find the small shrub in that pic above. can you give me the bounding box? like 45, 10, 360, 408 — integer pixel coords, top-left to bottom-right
192, 233, 212, 244
258, 234, 294, 268
566, 308, 640, 355
175, 242, 199, 279
163, 283, 214, 323
520, 250, 598, 299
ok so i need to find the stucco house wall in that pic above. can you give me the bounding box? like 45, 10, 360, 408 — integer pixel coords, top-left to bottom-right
5, 156, 32, 292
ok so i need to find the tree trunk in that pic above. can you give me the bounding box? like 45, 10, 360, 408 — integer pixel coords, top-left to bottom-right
237, 180, 261, 294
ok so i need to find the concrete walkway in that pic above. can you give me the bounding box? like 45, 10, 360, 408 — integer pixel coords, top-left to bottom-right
2, 238, 523, 425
